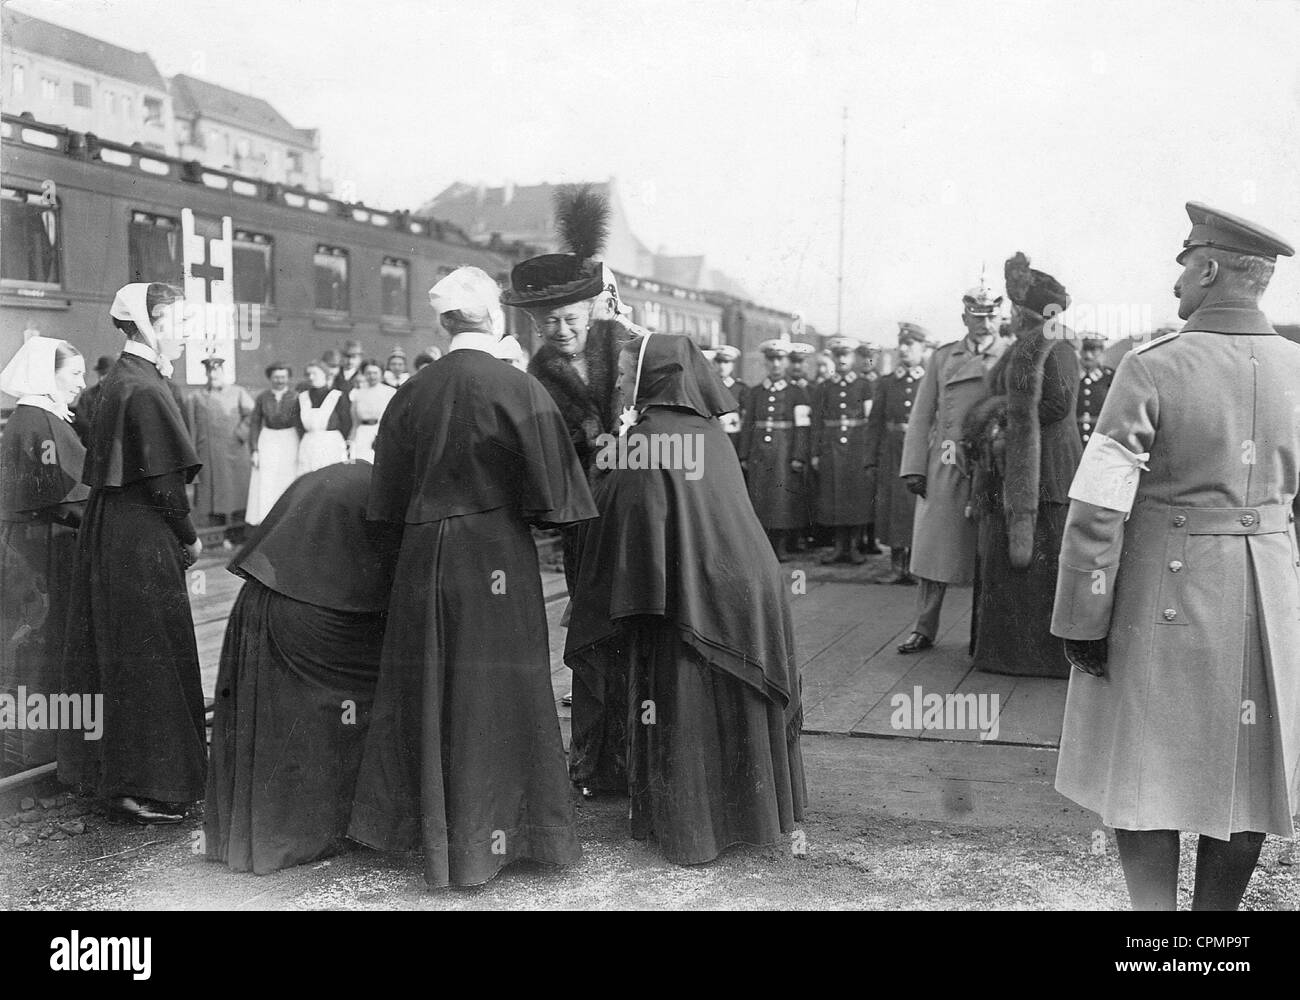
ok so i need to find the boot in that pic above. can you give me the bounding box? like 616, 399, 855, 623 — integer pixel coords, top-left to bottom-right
771, 530, 793, 562
820, 527, 846, 564
858, 525, 882, 556
845, 526, 867, 564
891, 547, 917, 584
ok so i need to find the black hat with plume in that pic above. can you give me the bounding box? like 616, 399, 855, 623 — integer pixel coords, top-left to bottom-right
501, 184, 613, 309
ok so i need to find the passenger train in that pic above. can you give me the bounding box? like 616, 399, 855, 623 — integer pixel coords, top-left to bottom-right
1, 112, 808, 390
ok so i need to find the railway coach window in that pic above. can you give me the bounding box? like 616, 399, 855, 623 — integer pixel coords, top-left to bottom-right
233, 230, 274, 306
128, 211, 183, 285
1, 186, 61, 288
314, 244, 350, 313
381, 257, 410, 320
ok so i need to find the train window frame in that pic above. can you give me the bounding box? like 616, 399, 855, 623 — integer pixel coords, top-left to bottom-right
127, 210, 183, 286
313, 243, 351, 316
232, 229, 275, 308
1, 185, 63, 291
380, 256, 411, 325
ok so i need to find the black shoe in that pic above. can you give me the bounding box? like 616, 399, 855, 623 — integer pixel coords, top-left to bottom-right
896, 632, 934, 655
820, 548, 844, 565
893, 573, 918, 586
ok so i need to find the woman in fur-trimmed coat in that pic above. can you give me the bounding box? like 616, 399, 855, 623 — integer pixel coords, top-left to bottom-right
527, 319, 624, 484
964, 256, 1082, 677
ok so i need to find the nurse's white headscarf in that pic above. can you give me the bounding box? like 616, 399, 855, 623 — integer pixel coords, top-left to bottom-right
110, 282, 177, 378
0, 335, 74, 422
428, 267, 505, 338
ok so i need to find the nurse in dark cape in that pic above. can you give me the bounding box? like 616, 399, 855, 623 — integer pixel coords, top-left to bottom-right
0, 337, 90, 774
348, 266, 597, 888
566, 333, 808, 865
60, 282, 207, 824
205, 462, 399, 874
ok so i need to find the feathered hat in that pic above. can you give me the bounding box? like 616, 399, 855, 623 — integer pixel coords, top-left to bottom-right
501, 184, 615, 309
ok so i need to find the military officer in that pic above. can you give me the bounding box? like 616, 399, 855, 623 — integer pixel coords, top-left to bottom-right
711, 344, 747, 452
1052, 202, 1299, 912
866, 323, 929, 584
853, 343, 882, 555
738, 339, 811, 560
814, 351, 834, 384
896, 274, 1006, 653
809, 337, 874, 564
788, 342, 816, 388
1076, 334, 1113, 446
788, 342, 818, 545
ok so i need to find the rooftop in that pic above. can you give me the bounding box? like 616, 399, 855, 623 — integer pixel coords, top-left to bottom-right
170, 73, 316, 148
2, 8, 167, 92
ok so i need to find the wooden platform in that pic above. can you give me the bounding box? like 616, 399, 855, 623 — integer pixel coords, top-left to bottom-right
190, 550, 1068, 750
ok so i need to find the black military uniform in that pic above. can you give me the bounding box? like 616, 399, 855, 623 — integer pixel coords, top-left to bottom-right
1076, 337, 1114, 447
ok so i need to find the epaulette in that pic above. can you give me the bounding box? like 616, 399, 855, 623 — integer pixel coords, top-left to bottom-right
1132, 331, 1180, 354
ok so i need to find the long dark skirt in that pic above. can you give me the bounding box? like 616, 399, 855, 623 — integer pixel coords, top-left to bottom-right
59, 485, 207, 802
569, 655, 628, 792
205, 580, 385, 874
626, 618, 807, 865
348, 507, 580, 887
972, 501, 1071, 678
0, 520, 78, 775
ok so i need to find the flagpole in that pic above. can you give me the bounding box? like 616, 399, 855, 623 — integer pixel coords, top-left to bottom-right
837, 105, 847, 337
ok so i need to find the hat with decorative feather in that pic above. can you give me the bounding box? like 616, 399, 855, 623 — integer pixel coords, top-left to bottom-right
501, 184, 616, 309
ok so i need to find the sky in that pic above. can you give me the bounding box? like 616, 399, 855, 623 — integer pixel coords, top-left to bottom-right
8, 0, 1300, 339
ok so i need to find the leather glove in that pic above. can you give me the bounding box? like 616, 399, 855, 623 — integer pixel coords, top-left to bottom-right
1064, 637, 1108, 677
904, 474, 927, 498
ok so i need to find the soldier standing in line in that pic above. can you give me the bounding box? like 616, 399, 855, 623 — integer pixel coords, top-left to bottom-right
811, 336, 874, 564
896, 276, 1006, 654
738, 339, 811, 561
1051, 202, 1299, 911
710, 344, 747, 453
865, 323, 929, 584
788, 342, 818, 551
853, 343, 882, 555
1076, 334, 1114, 447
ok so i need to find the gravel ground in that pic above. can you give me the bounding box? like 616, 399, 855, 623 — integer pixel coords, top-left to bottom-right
3, 789, 1296, 910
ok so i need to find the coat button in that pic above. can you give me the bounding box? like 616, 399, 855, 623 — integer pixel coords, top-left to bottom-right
840, 437, 848, 445
1172, 514, 1186, 527
1240, 512, 1256, 527
1163, 609, 1177, 621
763, 435, 772, 443
1169, 560, 1183, 572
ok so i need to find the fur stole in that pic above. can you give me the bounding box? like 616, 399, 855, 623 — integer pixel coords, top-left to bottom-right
993, 319, 1055, 568
527, 319, 628, 467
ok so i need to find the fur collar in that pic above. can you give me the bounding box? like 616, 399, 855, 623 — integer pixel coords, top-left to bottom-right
528, 319, 628, 466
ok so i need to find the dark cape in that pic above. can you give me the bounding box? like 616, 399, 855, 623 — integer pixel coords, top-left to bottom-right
566, 334, 806, 864
1, 405, 88, 774
348, 347, 597, 887
964, 320, 1081, 677
205, 462, 398, 874
59, 353, 208, 802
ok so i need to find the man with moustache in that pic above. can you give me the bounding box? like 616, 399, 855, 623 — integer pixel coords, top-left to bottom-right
896, 275, 1006, 654
1051, 202, 1299, 911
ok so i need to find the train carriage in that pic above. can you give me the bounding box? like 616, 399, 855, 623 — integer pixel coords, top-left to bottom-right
1, 113, 517, 385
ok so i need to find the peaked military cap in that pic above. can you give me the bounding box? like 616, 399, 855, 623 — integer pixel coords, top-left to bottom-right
1177, 201, 1294, 263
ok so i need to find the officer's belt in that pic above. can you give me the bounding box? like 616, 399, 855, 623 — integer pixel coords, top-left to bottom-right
1164, 504, 1293, 535
886, 421, 909, 431
758, 420, 795, 430
822, 418, 867, 429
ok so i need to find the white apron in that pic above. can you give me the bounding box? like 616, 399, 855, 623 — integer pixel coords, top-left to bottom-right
296, 390, 347, 475
245, 426, 299, 525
